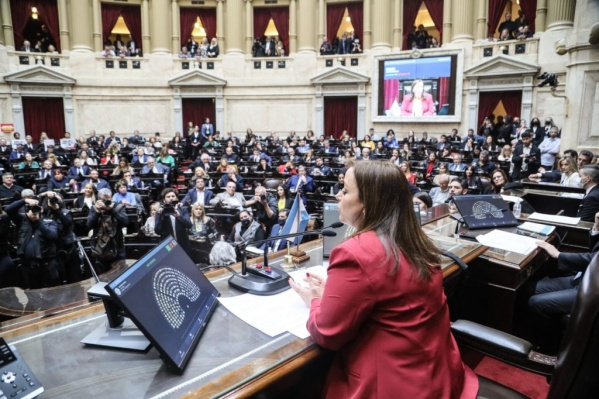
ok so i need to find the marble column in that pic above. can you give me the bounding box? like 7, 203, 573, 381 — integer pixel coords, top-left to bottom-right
70, 0, 94, 51
317, 0, 323, 43
546, 0, 575, 31
92, 0, 102, 51
363, 0, 371, 49
0, 0, 14, 48
141, 0, 151, 52
442, 0, 452, 44
289, 0, 297, 54
475, 0, 487, 40
245, 0, 253, 54
58, 0, 70, 52
172, 0, 180, 54
216, 0, 224, 49
225, 0, 244, 54
150, 0, 171, 53
451, 0, 474, 42
297, 0, 316, 52
536, 0, 548, 32
371, 0, 391, 50
392, 0, 401, 50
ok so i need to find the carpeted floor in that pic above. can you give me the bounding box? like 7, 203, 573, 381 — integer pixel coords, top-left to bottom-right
472, 356, 550, 398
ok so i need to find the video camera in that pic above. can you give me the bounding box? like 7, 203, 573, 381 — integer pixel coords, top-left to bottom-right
537, 72, 558, 88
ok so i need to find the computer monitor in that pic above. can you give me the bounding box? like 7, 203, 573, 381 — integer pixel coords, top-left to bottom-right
105, 236, 220, 374
452, 194, 519, 230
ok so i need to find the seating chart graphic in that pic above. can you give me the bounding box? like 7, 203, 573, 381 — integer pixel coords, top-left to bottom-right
472, 201, 505, 219
153, 268, 201, 329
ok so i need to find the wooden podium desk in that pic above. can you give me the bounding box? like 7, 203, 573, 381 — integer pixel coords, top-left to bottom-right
0, 238, 482, 399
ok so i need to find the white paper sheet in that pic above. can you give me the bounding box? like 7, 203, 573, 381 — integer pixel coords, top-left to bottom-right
476, 229, 538, 255
528, 212, 581, 225
218, 266, 327, 339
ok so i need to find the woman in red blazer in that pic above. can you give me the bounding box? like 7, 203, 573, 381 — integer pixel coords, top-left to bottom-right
290, 161, 477, 398
401, 79, 436, 116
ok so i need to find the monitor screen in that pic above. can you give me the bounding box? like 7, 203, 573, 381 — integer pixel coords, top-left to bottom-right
377, 55, 458, 117
105, 236, 220, 374
452, 194, 519, 230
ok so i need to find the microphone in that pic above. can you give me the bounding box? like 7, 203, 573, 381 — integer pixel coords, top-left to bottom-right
228, 222, 344, 295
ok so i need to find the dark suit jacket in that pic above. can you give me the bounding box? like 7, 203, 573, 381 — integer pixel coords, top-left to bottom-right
155, 205, 192, 254
511, 144, 541, 180
182, 188, 215, 207
68, 165, 91, 180
81, 178, 110, 191
558, 231, 599, 274
578, 185, 599, 222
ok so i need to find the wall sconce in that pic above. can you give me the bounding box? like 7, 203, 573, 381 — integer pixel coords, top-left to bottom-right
31, 7, 38, 19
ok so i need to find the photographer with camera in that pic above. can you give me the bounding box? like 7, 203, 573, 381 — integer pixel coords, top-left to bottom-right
0, 203, 15, 288
86, 188, 128, 274
5, 196, 60, 289
252, 38, 265, 57
245, 185, 278, 234
155, 188, 192, 257
512, 130, 541, 181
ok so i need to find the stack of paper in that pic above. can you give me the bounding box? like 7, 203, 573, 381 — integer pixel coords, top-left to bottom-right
476, 229, 538, 255
528, 212, 581, 225
518, 222, 556, 236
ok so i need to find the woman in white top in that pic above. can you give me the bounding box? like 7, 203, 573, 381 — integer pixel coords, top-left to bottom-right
497, 144, 514, 175
558, 156, 581, 187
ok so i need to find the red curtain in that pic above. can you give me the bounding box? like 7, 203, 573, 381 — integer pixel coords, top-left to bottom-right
101, 3, 123, 44
9, 0, 36, 49
438, 77, 449, 107
326, 4, 346, 42
402, 0, 423, 49
487, 0, 509, 35
36, 0, 60, 52
384, 80, 399, 112
477, 91, 522, 128
198, 8, 217, 40
346, 2, 363, 41
253, 8, 272, 39
324, 97, 357, 138
22, 97, 65, 141
519, 0, 537, 33
423, 0, 443, 43
180, 8, 199, 46
120, 5, 142, 46
270, 7, 290, 54
182, 98, 216, 132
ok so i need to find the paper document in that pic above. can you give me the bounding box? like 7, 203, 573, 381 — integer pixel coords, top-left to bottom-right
501, 194, 523, 203
476, 229, 538, 255
218, 265, 327, 339
558, 192, 584, 199
518, 222, 555, 236
528, 212, 581, 225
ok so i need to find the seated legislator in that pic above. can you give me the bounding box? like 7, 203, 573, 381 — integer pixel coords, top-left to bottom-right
182, 177, 214, 207
218, 167, 245, 191
74, 183, 96, 209
227, 210, 265, 245
400, 79, 436, 116
47, 169, 70, 192
210, 181, 246, 211
259, 209, 299, 252
190, 203, 218, 242
577, 165, 599, 222
81, 169, 110, 191
429, 174, 451, 206
289, 161, 477, 398
111, 181, 139, 207
285, 165, 315, 204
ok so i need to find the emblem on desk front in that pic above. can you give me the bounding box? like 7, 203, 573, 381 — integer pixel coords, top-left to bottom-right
153, 268, 201, 329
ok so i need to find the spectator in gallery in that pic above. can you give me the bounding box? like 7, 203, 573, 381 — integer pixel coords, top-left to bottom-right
337, 32, 351, 55
20, 40, 33, 52
186, 35, 198, 55
498, 11, 518, 37
263, 36, 276, 57
179, 46, 191, 58
197, 38, 209, 58
101, 45, 116, 57
401, 79, 435, 116
429, 37, 440, 48
320, 36, 333, 55
498, 28, 514, 41
207, 37, 219, 58
515, 9, 528, 29
415, 24, 429, 48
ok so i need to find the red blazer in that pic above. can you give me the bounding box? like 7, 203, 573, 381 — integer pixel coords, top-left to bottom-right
400, 93, 436, 116
308, 231, 478, 399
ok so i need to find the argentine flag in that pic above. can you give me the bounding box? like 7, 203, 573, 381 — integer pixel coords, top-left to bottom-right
280, 194, 310, 244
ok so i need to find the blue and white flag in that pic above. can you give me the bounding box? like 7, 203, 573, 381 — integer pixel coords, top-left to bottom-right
280, 194, 310, 244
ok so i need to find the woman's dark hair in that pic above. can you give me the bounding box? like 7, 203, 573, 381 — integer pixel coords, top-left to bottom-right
350, 161, 440, 280
413, 191, 433, 208
160, 187, 176, 199
490, 168, 509, 192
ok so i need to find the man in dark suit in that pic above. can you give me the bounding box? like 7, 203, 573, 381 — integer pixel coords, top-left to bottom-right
9, 145, 26, 160
67, 158, 91, 182
531, 211, 599, 352
81, 169, 110, 191
182, 178, 214, 207
86, 130, 100, 147
188, 126, 203, 160
24, 135, 37, 154
0, 139, 11, 156
511, 130, 541, 180
577, 165, 599, 222
141, 157, 169, 176
264, 36, 276, 56
155, 188, 193, 257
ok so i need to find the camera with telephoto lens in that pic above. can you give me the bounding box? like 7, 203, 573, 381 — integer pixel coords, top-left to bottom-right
102, 199, 112, 207
27, 204, 43, 215
49, 196, 60, 206
260, 194, 267, 201
163, 200, 178, 216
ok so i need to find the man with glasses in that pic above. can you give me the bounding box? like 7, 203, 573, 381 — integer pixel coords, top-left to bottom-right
577, 165, 599, 222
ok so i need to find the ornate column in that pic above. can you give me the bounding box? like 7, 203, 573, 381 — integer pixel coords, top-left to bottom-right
451, 0, 474, 42
150, 0, 171, 53
92, 0, 102, 51
0, 0, 14, 48
0, 15, 3, 45
392, 0, 401, 50
289, 0, 297, 54
141, 0, 151, 52
225, 0, 244, 54
216, 0, 225, 49
536, 0, 548, 32
442, 0, 452, 44
475, 0, 487, 40
172, 0, 180, 54
71, 0, 94, 51
58, 0, 70, 52
297, 0, 316, 52
371, 0, 391, 50
363, 0, 371, 49
546, 0, 575, 31
245, 0, 253, 54
316, 0, 323, 43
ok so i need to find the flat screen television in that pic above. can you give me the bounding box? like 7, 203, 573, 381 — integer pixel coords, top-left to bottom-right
105, 236, 220, 374
376, 54, 459, 119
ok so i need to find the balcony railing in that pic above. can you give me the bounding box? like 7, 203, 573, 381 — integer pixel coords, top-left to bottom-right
473, 37, 539, 64
9, 51, 69, 69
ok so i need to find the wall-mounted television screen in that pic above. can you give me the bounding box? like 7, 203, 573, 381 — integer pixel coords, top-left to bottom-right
105, 236, 220, 374
378, 55, 458, 117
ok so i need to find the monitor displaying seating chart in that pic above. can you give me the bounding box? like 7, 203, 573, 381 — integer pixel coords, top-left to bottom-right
452, 194, 519, 230
105, 236, 220, 374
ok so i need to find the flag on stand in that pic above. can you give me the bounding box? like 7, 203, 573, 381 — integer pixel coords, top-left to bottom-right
280, 194, 310, 244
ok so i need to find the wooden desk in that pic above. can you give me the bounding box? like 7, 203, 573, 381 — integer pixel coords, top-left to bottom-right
518, 213, 593, 252
520, 178, 585, 194
511, 188, 582, 217
0, 238, 481, 398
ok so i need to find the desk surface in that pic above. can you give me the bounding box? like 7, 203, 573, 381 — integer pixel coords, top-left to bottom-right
0, 237, 482, 399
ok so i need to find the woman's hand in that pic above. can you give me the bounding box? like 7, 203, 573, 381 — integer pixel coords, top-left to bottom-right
289, 271, 327, 307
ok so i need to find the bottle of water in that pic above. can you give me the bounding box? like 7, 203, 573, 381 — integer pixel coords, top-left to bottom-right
513, 201, 522, 218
